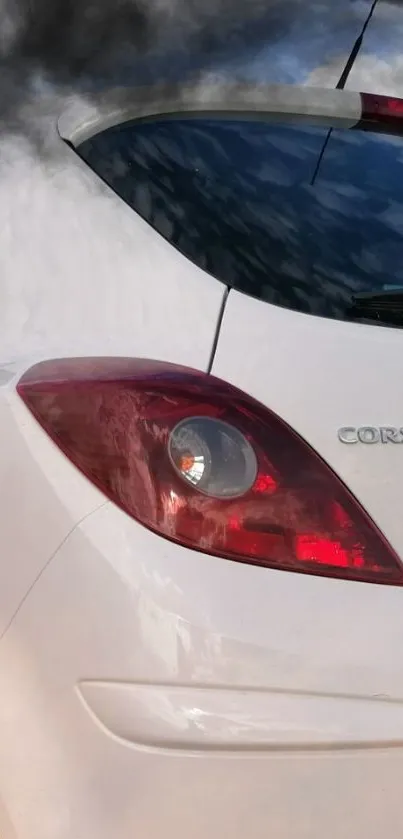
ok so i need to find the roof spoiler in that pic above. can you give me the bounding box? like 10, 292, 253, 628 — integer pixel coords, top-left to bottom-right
58, 81, 403, 147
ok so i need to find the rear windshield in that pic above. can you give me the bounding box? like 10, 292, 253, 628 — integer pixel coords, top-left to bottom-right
78, 118, 403, 323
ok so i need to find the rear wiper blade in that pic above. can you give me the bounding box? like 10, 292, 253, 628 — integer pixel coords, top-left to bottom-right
349, 289, 403, 326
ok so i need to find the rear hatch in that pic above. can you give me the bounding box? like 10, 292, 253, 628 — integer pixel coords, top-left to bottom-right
74, 101, 403, 562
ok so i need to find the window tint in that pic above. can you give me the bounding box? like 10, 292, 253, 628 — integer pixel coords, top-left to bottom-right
78, 118, 403, 322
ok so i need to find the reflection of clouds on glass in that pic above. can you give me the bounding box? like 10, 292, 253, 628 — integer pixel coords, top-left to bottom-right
261, 126, 323, 158
351, 248, 384, 275
379, 202, 403, 234
310, 187, 351, 214
255, 161, 294, 186
326, 182, 366, 200
79, 114, 403, 323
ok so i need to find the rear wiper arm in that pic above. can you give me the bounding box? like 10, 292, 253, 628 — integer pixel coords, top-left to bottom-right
349, 289, 403, 326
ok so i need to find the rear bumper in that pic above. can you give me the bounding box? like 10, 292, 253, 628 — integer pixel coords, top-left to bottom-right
1, 498, 403, 838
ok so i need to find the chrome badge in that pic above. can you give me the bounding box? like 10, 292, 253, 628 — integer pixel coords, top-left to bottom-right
338, 426, 403, 444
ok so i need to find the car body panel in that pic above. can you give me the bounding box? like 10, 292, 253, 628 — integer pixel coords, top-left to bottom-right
1, 498, 403, 839
0, 381, 105, 637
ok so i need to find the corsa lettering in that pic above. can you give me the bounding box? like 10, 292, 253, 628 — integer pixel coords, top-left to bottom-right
338, 426, 403, 444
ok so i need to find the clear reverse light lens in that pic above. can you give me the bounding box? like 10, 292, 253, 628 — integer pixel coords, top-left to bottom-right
168, 416, 258, 498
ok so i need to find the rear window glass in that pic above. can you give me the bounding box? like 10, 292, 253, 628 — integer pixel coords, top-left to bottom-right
78, 118, 403, 322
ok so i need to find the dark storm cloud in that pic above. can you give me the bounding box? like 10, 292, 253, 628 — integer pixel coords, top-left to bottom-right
0, 0, 288, 155
1, 0, 280, 83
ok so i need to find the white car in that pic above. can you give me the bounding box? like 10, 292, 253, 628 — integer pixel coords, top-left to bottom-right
2, 1, 403, 837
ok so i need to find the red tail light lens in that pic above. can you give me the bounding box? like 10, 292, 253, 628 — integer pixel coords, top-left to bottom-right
17, 357, 403, 585
358, 92, 403, 135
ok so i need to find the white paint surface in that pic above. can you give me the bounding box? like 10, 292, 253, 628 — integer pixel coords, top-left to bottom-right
1, 500, 403, 839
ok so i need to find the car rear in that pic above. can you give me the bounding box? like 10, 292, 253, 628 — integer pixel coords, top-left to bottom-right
2, 1, 403, 835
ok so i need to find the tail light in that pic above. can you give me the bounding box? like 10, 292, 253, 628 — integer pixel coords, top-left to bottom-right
17, 357, 403, 585
358, 92, 403, 135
